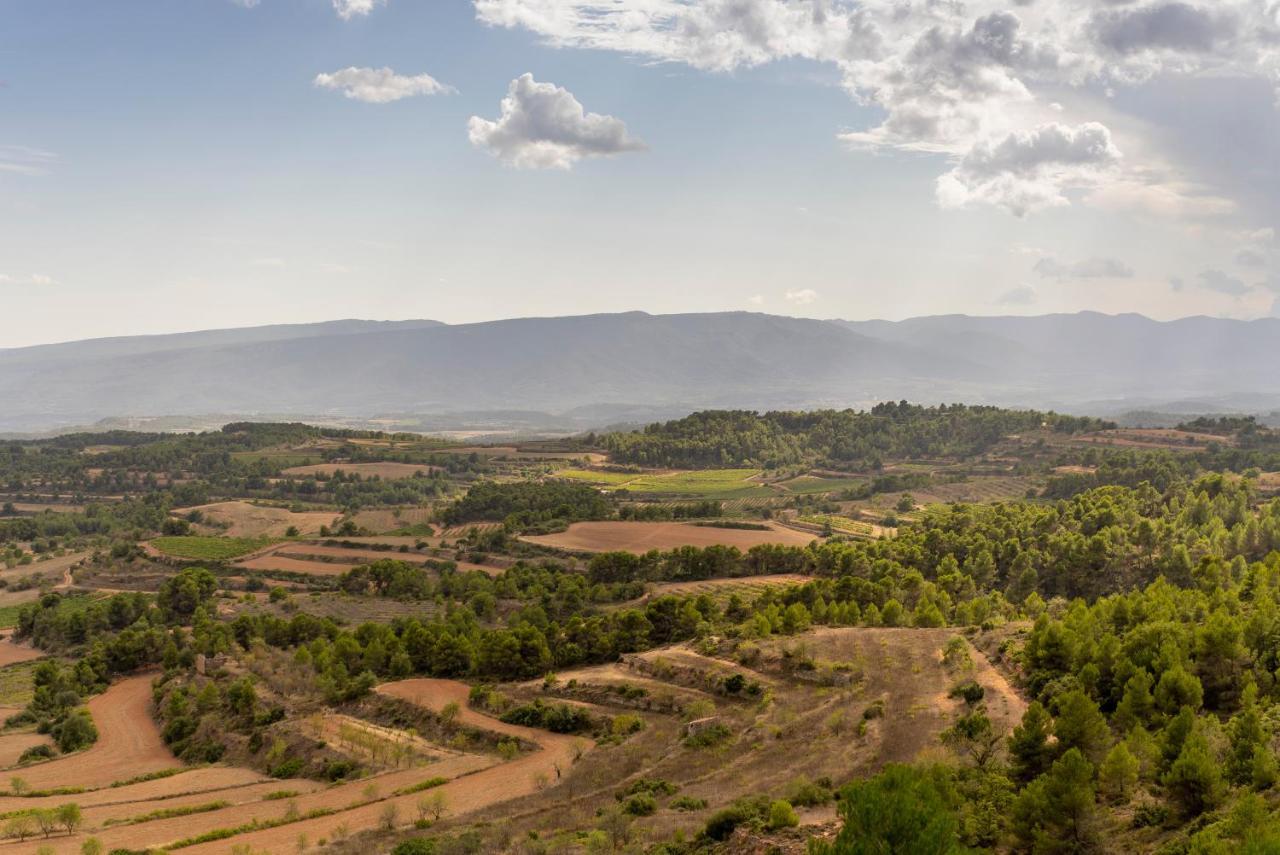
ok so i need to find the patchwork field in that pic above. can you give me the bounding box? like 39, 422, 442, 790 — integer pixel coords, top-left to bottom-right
557, 467, 772, 498
281, 462, 440, 479
521, 520, 819, 553
173, 501, 341, 538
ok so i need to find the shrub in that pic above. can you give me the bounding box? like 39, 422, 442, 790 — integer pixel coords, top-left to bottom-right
671, 796, 708, 811
767, 799, 798, 830
948, 680, 985, 706
622, 793, 657, 816
17, 745, 56, 765
684, 723, 732, 748
391, 839, 437, 855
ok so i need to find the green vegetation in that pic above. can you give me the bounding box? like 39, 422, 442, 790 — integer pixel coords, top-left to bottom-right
150, 536, 276, 560
604, 403, 1105, 469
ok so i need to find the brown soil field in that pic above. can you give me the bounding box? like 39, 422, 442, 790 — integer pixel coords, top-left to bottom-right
173, 501, 341, 538
1, 550, 89, 587
235, 554, 354, 576
350, 506, 435, 533
7, 502, 87, 515
0, 638, 45, 668
0, 766, 272, 816
0, 731, 53, 768
15, 674, 177, 790
169, 679, 586, 855
1073, 427, 1233, 451
521, 521, 819, 554
281, 462, 440, 479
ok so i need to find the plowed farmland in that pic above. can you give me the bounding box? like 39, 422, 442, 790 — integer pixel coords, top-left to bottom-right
521, 521, 818, 553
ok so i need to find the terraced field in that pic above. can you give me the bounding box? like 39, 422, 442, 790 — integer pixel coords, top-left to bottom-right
172, 501, 341, 538
557, 468, 772, 498
522, 521, 819, 553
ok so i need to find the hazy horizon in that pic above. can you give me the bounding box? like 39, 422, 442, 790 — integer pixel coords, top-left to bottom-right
3, 1, 1278, 348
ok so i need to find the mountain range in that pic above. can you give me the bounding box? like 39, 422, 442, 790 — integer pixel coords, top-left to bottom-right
3, 311, 1279, 433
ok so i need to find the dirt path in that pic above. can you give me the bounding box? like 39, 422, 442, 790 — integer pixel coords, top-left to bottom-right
13, 675, 176, 790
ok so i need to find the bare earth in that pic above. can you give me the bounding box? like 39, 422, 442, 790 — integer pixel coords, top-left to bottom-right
0, 637, 45, 668
522, 521, 818, 554
14, 674, 177, 790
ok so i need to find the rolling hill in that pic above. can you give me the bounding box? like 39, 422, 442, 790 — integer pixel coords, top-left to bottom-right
2, 311, 1279, 432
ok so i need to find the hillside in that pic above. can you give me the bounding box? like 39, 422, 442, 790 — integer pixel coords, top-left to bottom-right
4, 311, 1280, 432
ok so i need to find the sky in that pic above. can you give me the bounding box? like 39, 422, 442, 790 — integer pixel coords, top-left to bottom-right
1, 0, 1278, 348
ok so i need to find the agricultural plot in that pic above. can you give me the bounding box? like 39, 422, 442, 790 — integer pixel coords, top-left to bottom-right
173, 501, 341, 538
14, 675, 178, 790
642, 573, 812, 602
150, 536, 278, 561
775, 475, 867, 495
793, 514, 876, 537
281, 462, 440, 480
521, 520, 818, 553
557, 467, 772, 498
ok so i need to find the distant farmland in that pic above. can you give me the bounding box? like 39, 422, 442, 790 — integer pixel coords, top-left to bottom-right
521, 520, 818, 553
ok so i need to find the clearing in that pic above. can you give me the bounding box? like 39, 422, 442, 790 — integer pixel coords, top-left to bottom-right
172, 501, 341, 538
522, 520, 818, 554
281, 462, 440, 480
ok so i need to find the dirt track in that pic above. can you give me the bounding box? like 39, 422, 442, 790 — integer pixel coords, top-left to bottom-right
522, 521, 818, 554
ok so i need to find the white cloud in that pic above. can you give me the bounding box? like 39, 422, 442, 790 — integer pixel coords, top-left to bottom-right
474, 0, 1280, 217
784, 288, 818, 305
747, 294, 765, 306
229, 0, 260, 8
333, 0, 384, 20
936, 122, 1122, 216
468, 74, 645, 169
1034, 256, 1135, 280
0, 273, 56, 286
314, 67, 454, 103
1236, 248, 1268, 268
0, 145, 57, 177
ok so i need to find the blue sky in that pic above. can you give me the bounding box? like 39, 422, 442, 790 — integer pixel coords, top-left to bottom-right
1, 0, 1277, 347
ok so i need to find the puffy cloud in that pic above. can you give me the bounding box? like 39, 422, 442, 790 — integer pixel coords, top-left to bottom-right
468, 74, 644, 169
1034, 256, 1135, 280
314, 67, 455, 103
936, 122, 1122, 216
474, 0, 1280, 217
1090, 3, 1237, 56
1197, 268, 1251, 296
333, 0, 384, 19
784, 288, 818, 304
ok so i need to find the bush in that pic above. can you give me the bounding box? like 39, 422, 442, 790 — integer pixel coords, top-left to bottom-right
53, 710, 98, 753
702, 796, 769, 841
391, 839, 438, 855
767, 799, 798, 830
684, 723, 732, 748
622, 793, 657, 816
948, 680, 985, 705
671, 796, 708, 811
17, 744, 56, 765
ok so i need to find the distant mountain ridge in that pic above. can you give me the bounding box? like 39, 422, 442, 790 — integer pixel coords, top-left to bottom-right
2, 311, 1278, 432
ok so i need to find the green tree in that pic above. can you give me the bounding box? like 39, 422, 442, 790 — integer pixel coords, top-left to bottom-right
1163, 731, 1225, 817
1009, 702, 1055, 783
812, 764, 965, 855
1098, 743, 1139, 803
1012, 748, 1097, 853
1053, 690, 1110, 764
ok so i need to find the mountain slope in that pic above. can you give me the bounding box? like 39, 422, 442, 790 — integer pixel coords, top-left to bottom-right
3, 311, 1279, 432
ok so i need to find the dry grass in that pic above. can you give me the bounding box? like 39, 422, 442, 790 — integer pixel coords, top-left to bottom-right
521, 521, 819, 554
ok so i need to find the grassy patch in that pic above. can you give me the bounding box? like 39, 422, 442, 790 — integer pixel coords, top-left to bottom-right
778, 475, 867, 495
628, 469, 767, 497
0, 661, 42, 708
151, 536, 278, 561
105, 799, 230, 826
795, 514, 874, 536
0, 604, 28, 630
